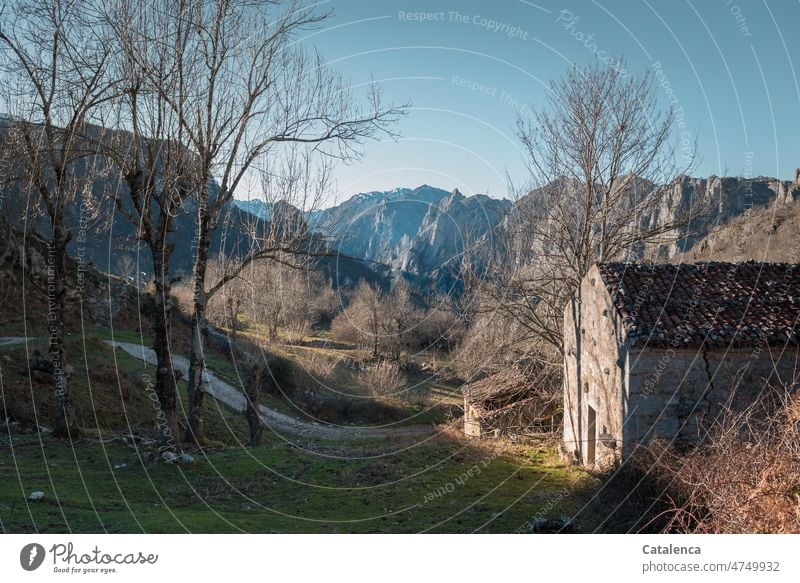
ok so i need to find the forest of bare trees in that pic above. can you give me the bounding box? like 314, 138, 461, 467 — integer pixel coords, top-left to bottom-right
330, 279, 463, 361
0, 0, 403, 452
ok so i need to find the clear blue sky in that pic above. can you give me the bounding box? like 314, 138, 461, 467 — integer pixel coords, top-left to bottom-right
298, 0, 800, 199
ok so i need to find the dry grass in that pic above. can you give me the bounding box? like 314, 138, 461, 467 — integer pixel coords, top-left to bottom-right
284, 321, 311, 345
658, 391, 800, 533
674, 193, 800, 264
299, 349, 339, 385
626, 385, 800, 534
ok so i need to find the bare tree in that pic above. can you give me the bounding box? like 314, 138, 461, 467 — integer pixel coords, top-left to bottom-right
99, 1, 202, 452
381, 278, 420, 360
110, 0, 406, 444
0, 0, 115, 437
340, 280, 383, 358
197, 256, 331, 342
473, 60, 697, 372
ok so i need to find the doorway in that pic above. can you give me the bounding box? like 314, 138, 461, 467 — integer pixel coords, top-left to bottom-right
586, 405, 597, 466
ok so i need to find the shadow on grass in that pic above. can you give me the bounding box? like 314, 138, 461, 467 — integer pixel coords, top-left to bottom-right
570, 448, 686, 534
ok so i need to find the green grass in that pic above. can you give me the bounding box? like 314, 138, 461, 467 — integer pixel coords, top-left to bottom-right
85, 326, 300, 419
0, 434, 590, 533
1, 323, 596, 533
0, 332, 249, 444
83, 327, 149, 345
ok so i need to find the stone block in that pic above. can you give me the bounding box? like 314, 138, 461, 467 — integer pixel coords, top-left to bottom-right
628, 394, 675, 416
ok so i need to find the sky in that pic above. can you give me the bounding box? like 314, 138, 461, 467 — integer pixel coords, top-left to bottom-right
289, 0, 800, 202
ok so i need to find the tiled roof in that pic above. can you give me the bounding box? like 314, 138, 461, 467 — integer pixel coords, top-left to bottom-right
596, 262, 800, 349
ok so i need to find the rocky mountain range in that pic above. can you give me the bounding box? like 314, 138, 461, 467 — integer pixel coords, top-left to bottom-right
235, 185, 511, 291
6, 141, 799, 296
235, 174, 800, 292
644, 173, 800, 259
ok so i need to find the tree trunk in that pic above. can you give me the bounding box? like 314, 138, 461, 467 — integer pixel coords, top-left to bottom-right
245, 364, 263, 446
186, 217, 212, 445
49, 223, 80, 438
151, 248, 180, 453
571, 291, 584, 464
372, 312, 379, 358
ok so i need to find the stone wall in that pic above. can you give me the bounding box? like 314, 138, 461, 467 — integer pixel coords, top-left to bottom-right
463, 400, 482, 437
564, 263, 800, 467
625, 345, 800, 451
563, 265, 628, 467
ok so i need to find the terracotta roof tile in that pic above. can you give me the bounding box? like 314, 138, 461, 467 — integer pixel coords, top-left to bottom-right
596, 262, 800, 348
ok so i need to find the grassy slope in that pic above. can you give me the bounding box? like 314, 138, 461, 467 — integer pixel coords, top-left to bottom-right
0, 433, 590, 533
0, 306, 597, 533
233, 324, 463, 426
0, 332, 248, 444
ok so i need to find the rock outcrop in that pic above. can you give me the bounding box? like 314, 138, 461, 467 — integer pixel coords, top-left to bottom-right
643, 175, 800, 259
310, 185, 511, 290
232, 173, 800, 292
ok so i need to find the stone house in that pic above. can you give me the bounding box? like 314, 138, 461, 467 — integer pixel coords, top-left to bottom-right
563, 262, 800, 468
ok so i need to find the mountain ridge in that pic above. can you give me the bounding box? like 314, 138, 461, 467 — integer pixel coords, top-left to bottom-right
234, 173, 800, 292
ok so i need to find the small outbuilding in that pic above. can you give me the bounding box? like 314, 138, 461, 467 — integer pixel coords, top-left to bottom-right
463, 365, 559, 438
563, 262, 800, 468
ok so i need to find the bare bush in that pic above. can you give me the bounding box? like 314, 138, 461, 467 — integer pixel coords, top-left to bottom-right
331, 279, 460, 360
301, 350, 339, 385
453, 288, 562, 382
330, 311, 360, 345
359, 360, 406, 400
343, 280, 383, 356
653, 388, 800, 534
312, 281, 343, 323
284, 320, 311, 345
381, 279, 421, 359
171, 284, 194, 318
416, 306, 466, 351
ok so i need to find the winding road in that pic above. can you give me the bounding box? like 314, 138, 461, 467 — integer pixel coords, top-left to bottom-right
105, 340, 436, 441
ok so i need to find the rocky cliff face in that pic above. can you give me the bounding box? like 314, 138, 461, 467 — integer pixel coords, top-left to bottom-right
311, 185, 512, 289
669, 174, 800, 263
644, 174, 800, 259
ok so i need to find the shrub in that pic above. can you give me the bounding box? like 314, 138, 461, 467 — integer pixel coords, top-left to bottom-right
658, 390, 800, 533
358, 360, 406, 400
610, 383, 800, 534
301, 350, 339, 384
330, 311, 359, 344
170, 283, 194, 317
284, 320, 311, 345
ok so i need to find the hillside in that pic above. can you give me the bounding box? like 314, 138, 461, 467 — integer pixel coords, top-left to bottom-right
0, 228, 593, 533
0, 122, 389, 290
644, 174, 800, 259
673, 185, 800, 263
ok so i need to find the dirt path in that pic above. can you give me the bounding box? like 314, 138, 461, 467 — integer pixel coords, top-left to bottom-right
105, 340, 436, 441
0, 337, 35, 347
